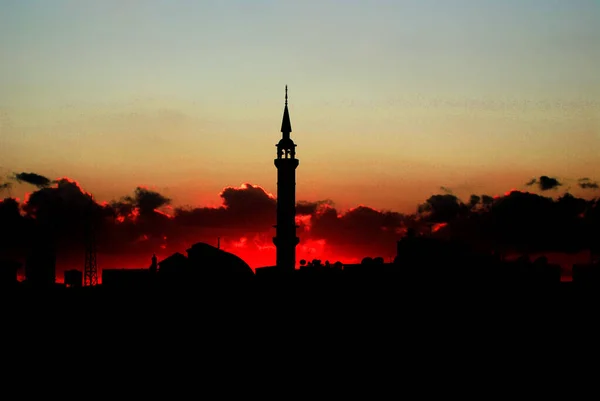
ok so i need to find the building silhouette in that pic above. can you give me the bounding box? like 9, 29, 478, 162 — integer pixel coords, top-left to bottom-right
83, 208, 98, 286
157, 252, 189, 281
64, 269, 83, 288
186, 242, 253, 279
273, 86, 299, 271
25, 227, 56, 287
102, 268, 154, 289
0, 259, 20, 288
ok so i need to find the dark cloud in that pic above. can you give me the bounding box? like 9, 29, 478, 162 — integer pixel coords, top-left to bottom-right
1, 173, 600, 277
23, 178, 96, 223
0, 177, 114, 271
219, 183, 276, 225
12, 172, 51, 188
466, 194, 497, 213
309, 205, 405, 258
481, 195, 494, 205
539, 176, 562, 190
449, 191, 595, 254
0, 182, 12, 191
525, 176, 562, 191
578, 178, 599, 190
0, 177, 410, 272
417, 194, 468, 223
174, 183, 276, 231
468, 195, 481, 209
296, 200, 334, 215
120, 187, 171, 216
0, 197, 20, 219
580, 182, 599, 189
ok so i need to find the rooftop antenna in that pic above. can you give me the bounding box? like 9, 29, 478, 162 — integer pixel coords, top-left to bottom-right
217, 237, 221, 249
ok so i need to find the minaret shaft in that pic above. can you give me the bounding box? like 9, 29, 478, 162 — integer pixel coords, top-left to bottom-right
273, 85, 299, 270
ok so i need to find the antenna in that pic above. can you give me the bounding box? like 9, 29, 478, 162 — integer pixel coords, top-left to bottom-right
217, 237, 221, 249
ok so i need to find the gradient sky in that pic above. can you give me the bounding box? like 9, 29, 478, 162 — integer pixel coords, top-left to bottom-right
1, 0, 598, 213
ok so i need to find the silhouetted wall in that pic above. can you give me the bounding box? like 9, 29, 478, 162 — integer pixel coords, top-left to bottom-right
25, 230, 56, 287
64, 269, 83, 288
0, 259, 20, 287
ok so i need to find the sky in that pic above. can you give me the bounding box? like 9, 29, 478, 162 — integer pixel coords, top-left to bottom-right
1, 0, 599, 214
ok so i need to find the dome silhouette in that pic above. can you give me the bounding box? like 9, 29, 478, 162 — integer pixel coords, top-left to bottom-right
186, 242, 254, 278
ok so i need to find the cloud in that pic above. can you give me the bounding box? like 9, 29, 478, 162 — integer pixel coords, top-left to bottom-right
174, 183, 276, 231
481, 195, 494, 205
578, 177, 599, 190
1, 173, 600, 278
525, 176, 562, 191
12, 172, 52, 188
539, 176, 562, 190
308, 205, 406, 258
0, 176, 409, 272
296, 200, 334, 216
23, 178, 97, 222
448, 191, 595, 254
468, 195, 480, 209
0, 182, 12, 191
119, 186, 171, 216
417, 194, 468, 223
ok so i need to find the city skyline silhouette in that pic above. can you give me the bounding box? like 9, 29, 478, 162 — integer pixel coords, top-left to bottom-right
1, 86, 599, 286
1, 1, 598, 291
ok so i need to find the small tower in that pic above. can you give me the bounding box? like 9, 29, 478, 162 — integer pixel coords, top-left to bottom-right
84, 204, 98, 286
273, 86, 300, 271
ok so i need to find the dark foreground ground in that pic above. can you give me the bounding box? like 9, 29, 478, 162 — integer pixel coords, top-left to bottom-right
3, 278, 598, 395
4, 278, 599, 327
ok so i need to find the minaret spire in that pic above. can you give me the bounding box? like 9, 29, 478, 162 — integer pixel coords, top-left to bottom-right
281, 86, 292, 137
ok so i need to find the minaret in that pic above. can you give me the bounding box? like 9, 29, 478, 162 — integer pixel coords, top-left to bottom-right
273, 85, 299, 271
